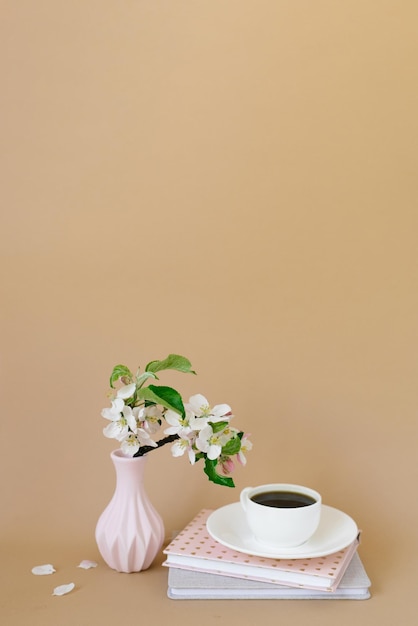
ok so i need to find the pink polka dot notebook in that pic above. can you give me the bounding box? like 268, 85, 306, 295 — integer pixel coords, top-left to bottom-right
163, 509, 360, 591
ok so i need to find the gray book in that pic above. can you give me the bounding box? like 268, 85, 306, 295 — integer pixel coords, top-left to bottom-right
167, 552, 371, 600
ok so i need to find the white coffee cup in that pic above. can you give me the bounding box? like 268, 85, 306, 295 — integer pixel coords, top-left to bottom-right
240, 483, 322, 549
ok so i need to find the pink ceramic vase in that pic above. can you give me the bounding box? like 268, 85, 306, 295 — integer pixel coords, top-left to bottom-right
95, 450, 165, 572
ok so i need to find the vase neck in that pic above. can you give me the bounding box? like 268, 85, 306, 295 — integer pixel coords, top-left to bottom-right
111, 450, 147, 491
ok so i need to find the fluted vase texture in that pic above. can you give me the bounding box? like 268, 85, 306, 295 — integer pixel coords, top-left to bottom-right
95, 450, 165, 573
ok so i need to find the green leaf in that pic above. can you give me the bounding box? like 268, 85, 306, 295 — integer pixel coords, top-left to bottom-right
138, 385, 185, 417
221, 436, 242, 456
109, 364, 133, 389
210, 421, 229, 433
204, 458, 235, 488
145, 354, 196, 375
135, 371, 157, 387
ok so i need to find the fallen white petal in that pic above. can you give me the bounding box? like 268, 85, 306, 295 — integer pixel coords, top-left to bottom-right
52, 583, 75, 596
77, 559, 98, 569
31, 564, 56, 575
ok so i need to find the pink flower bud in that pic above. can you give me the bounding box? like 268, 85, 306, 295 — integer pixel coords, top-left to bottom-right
217, 456, 235, 476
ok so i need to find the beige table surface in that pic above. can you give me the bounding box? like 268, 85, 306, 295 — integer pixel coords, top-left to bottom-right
1, 513, 415, 626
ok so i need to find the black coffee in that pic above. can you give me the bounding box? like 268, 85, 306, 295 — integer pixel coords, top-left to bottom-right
251, 490, 316, 508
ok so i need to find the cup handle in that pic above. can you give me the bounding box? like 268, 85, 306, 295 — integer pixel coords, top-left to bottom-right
240, 487, 253, 512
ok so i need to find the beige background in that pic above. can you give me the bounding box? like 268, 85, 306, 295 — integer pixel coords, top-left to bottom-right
1, 1, 417, 624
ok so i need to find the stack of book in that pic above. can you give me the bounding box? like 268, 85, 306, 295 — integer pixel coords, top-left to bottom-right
162, 509, 371, 600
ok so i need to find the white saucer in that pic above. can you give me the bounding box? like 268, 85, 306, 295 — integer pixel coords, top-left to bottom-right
206, 503, 358, 559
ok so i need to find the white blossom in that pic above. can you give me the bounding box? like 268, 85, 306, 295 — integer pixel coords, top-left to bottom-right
140, 405, 163, 434
237, 433, 253, 465
103, 413, 129, 441
116, 383, 136, 399
170, 431, 196, 464
186, 394, 232, 423
164, 408, 193, 436
101, 398, 124, 421
120, 433, 141, 456
195, 424, 231, 460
